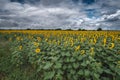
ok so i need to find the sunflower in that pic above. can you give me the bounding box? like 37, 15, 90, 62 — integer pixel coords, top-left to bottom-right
34, 42, 39, 47
37, 37, 41, 41
80, 50, 85, 55
75, 45, 80, 51
19, 46, 22, 50
103, 38, 106, 46
35, 48, 41, 53
109, 43, 115, 49
90, 47, 95, 56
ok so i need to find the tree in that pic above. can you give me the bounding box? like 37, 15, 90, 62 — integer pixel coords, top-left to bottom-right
26, 28, 31, 30
66, 29, 72, 31
97, 28, 102, 31
56, 28, 62, 30
78, 28, 81, 31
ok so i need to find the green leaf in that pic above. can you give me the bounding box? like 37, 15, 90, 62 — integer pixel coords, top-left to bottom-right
97, 68, 103, 74
61, 52, 66, 56
73, 76, 78, 80
55, 73, 63, 80
54, 63, 62, 69
68, 65, 72, 69
70, 57, 76, 62
44, 71, 55, 80
73, 63, 79, 69
101, 77, 110, 80
65, 52, 71, 57
77, 56, 83, 61
84, 70, 90, 77
63, 65, 67, 70
93, 73, 100, 80
104, 69, 112, 74
51, 57, 58, 61
43, 62, 53, 70
78, 70, 84, 75
86, 60, 90, 65
81, 62, 87, 67
70, 69, 76, 74
66, 58, 70, 62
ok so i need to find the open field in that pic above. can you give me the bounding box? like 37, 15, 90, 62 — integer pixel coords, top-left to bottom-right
0, 30, 120, 80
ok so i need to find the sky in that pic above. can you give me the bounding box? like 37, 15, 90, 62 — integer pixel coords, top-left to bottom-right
0, 0, 120, 30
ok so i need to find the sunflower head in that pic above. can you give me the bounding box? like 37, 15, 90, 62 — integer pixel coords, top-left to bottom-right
75, 45, 80, 51
80, 50, 85, 55
19, 46, 22, 50
35, 48, 41, 53
109, 43, 115, 49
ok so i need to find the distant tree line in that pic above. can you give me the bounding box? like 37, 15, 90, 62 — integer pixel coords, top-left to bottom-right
0, 28, 103, 31
26, 27, 103, 31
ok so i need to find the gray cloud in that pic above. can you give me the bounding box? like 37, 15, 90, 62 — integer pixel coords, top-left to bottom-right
0, 0, 120, 30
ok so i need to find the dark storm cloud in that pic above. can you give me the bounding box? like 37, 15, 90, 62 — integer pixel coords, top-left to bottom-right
0, 0, 120, 30
82, 0, 95, 4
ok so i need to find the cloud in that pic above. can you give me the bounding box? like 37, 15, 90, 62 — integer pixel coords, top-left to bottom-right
103, 10, 120, 21
0, 0, 120, 30
0, 1, 85, 29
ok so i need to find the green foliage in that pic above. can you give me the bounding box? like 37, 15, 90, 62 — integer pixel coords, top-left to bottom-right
0, 31, 120, 80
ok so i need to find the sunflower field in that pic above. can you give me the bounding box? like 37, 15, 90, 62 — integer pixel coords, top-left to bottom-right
0, 30, 120, 80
